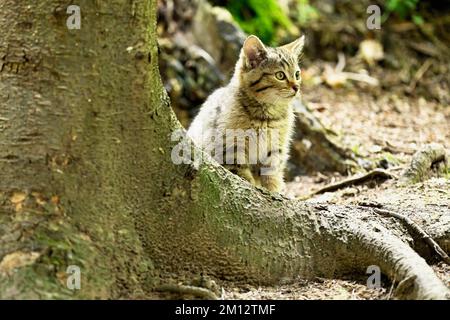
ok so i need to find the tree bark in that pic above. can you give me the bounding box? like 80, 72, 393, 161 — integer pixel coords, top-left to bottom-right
290, 99, 358, 175
0, 0, 448, 299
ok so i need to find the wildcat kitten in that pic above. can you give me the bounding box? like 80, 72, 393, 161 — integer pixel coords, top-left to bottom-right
188, 35, 304, 193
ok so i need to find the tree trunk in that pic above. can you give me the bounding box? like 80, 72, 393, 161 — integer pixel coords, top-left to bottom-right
0, 0, 448, 299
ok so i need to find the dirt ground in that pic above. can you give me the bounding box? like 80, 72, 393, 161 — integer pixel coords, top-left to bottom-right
223, 64, 449, 300
223, 262, 449, 300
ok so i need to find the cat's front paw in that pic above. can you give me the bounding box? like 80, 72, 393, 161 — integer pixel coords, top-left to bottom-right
260, 174, 284, 193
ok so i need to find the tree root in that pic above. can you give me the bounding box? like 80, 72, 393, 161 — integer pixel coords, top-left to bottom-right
319, 205, 450, 299
373, 208, 450, 265
400, 143, 448, 184
187, 165, 450, 299
308, 168, 396, 196
302, 143, 447, 198
154, 284, 219, 300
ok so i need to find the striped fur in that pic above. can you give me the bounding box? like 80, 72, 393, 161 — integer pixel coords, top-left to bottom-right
188, 35, 305, 193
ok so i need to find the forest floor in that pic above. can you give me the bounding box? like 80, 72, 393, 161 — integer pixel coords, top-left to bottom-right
224, 66, 449, 300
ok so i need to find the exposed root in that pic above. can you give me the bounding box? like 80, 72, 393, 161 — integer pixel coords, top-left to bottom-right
327, 207, 450, 299
373, 208, 450, 265
154, 284, 219, 300
308, 168, 396, 196
400, 143, 448, 184
394, 275, 418, 298
197, 164, 450, 299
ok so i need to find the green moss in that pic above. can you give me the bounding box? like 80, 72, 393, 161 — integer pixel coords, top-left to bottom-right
197, 164, 223, 204
351, 144, 362, 157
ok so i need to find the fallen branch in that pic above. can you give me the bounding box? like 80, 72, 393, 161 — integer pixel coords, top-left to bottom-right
371, 138, 416, 155
309, 168, 397, 196
407, 59, 432, 92
343, 72, 379, 86
323, 53, 379, 87
373, 208, 450, 265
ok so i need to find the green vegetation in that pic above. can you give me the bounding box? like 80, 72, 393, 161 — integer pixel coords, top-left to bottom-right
445, 167, 450, 180
385, 0, 424, 24
225, 0, 294, 44
380, 152, 401, 166
296, 0, 319, 26
222, 0, 426, 43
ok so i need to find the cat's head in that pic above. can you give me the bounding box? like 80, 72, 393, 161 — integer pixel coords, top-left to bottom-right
237, 35, 305, 105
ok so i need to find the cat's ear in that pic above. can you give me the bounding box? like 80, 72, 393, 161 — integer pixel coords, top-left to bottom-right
243, 35, 267, 68
283, 35, 305, 59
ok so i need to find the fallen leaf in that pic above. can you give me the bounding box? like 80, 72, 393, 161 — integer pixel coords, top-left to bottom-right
14, 202, 23, 212
51, 195, 60, 205
10, 192, 26, 204
0, 251, 41, 276
32, 192, 47, 206
359, 39, 384, 65
369, 145, 383, 153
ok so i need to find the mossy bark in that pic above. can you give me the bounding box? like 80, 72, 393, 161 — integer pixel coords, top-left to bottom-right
400, 143, 448, 184
0, 0, 448, 299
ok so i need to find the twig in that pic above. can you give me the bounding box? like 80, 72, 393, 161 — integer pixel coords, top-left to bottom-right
335, 52, 346, 73
386, 275, 396, 300
323, 53, 379, 87
373, 208, 450, 265
342, 72, 379, 86
310, 168, 397, 196
417, 23, 449, 56
154, 283, 219, 300
408, 59, 432, 92
384, 141, 415, 155
371, 137, 416, 155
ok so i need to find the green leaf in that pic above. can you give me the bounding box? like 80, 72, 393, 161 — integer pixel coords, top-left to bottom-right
412, 14, 424, 25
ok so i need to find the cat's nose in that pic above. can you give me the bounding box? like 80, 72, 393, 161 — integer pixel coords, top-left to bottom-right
292, 84, 299, 93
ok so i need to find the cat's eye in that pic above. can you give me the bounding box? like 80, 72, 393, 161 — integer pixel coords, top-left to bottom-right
275, 71, 286, 80
295, 70, 301, 80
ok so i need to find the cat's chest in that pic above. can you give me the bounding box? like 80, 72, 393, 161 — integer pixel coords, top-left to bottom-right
245, 120, 276, 130
225, 111, 293, 136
